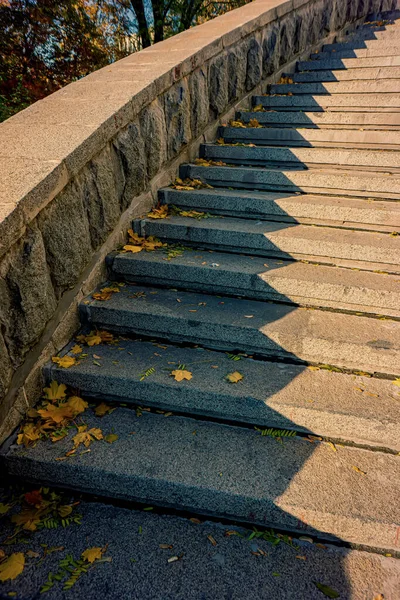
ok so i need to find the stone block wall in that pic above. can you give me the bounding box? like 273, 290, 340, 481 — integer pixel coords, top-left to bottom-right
0, 0, 396, 441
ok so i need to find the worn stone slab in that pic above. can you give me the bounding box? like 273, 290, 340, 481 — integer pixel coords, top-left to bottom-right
181, 164, 400, 199
111, 249, 400, 315
270, 80, 400, 94
81, 285, 400, 375
297, 56, 400, 70
159, 187, 400, 226
0, 493, 399, 600
3, 409, 400, 551
253, 93, 400, 109
235, 110, 400, 128
201, 143, 400, 170
141, 215, 400, 265
222, 123, 400, 147
47, 337, 400, 450
291, 66, 400, 81
322, 40, 400, 52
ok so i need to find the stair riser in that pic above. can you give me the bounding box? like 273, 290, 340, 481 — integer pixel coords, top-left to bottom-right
270, 81, 400, 95
159, 189, 400, 227
291, 67, 400, 82
81, 301, 400, 375
141, 219, 400, 265
111, 254, 400, 312
323, 40, 400, 52
201, 144, 400, 170
223, 125, 400, 147
253, 94, 400, 109
180, 164, 400, 199
297, 57, 400, 70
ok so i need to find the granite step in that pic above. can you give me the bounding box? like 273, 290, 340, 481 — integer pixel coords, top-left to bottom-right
200, 143, 400, 171
180, 163, 400, 199
139, 215, 400, 265
270, 80, 400, 95
159, 187, 400, 227
297, 56, 400, 71
252, 93, 400, 110
235, 110, 400, 129
289, 66, 400, 82
310, 47, 400, 60
45, 338, 400, 451
110, 249, 400, 315
323, 38, 400, 52
80, 285, 400, 375
3, 408, 400, 552
222, 124, 400, 147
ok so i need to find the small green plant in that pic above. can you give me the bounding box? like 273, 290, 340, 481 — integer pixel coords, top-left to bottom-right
255, 427, 296, 443
139, 367, 155, 381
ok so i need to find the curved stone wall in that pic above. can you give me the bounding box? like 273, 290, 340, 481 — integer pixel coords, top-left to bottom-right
0, 0, 396, 440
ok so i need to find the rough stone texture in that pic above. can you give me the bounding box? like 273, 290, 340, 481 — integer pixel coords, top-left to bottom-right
80, 146, 123, 248
163, 79, 191, 159
188, 67, 209, 139
38, 181, 93, 297
0, 331, 11, 399
208, 54, 229, 119
262, 22, 280, 77
113, 121, 147, 210
245, 36, 262, 91
140, 99, 168, 180
0, 223, 57, 366
227, 42, 247, 103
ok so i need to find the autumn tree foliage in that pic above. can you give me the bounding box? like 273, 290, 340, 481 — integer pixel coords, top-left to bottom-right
0, 0, 248, 121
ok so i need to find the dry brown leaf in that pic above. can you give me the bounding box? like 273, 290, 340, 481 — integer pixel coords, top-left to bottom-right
207, 535, 217, 546
171, 369, 192, 382
52, 356, 76, 369
0, 553, 25, 582
147, 205, 169, 219
226, 371, 243, 383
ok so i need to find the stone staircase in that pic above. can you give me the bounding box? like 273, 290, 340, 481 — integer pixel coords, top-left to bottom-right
2, 15, 400, 589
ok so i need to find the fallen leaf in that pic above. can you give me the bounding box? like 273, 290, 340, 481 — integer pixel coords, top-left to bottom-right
123, 245, 143, 253
190, 518, 201, 524
171, 369, 192, 382
296, 555, 306, 560
0, 503, 11, 515
167, 556, 179, 563
313, 582, 340, 598
352, 466, 366, 475
24, 490, 43, 506
393, 379, 400, 387
327, 442, 337, 452
159, 544, 173, 549
207, 535, 217, 546
0, 553, 25, 582
26, 550, 40, 559
43, 381, 67, 402
105, 433, 118, 444
52, 356, 76, 369
95, 403, 114, 417
81, 547, 103, 564
147, 205, 169, 219
71, 345, 83, 355
67, 396, 88, 415
226, 371, 243, 383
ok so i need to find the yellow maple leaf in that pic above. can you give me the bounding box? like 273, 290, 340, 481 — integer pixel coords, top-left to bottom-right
38, 403, 74, 425
52, 356, 76, 369
89, 427, 103, 440
123, 245, 143, 253
93, 291, 113, 301
147, 205, 169, 219
105, 433, 118, 444
226, 371, 244, 383
0, 553, 25, 581
127, 229, 144, 244
72, 427, 103, 449
171, 369, 192, 382
66, 396, 88, 415
94, 403, 113, 417
71, 344, 83, 355
58, 505, 73, 517
11, 510, 41, 531
81, 547, 103, 563
17, 423, 42, 447
43, 381, 67, 402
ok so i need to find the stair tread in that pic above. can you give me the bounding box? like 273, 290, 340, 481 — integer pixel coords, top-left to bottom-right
233, 111, 400, 128
270, 80, 400, 95
182, 163, 400, 198
253, 93, 400, 109
291, 66, 400, 82
111, 249, 400, 315
82, 284, 400, 375
297, 56, 400, 71
47, 338, 400, 451
201, 143, 400, 170
3, 408, 400, 552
